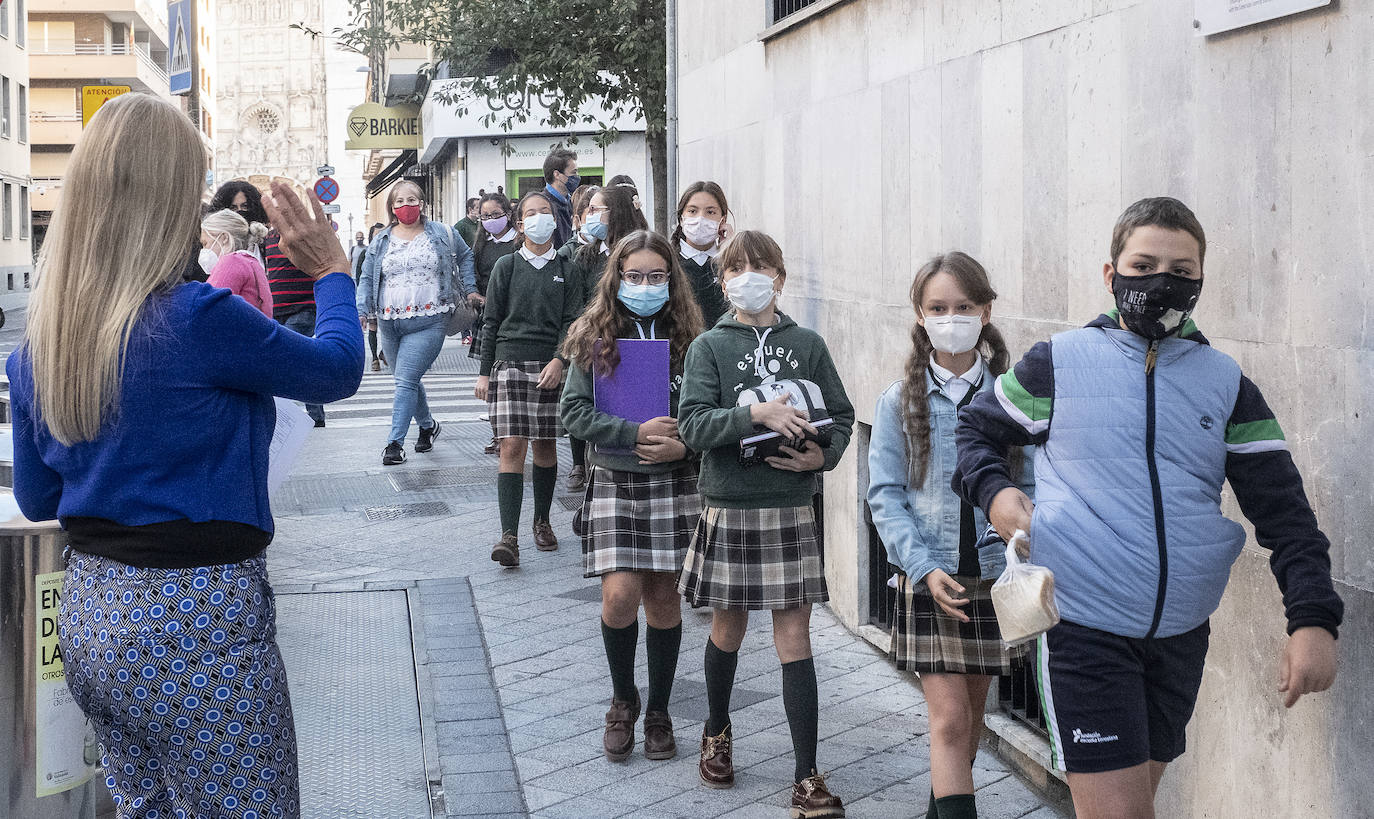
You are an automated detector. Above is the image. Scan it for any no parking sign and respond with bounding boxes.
[313,177,339,204]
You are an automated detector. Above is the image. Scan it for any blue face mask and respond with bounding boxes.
[564,172,581,193]
[617,281,669,317]
[582,212,609,241]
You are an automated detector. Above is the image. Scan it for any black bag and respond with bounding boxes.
[735,379,834,467]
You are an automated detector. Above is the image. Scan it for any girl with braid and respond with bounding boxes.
[866,252,1031,819]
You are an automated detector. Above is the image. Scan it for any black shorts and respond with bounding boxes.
[1036,619,1210,773]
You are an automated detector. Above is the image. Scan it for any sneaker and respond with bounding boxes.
[416,420,441,453]
[566,464,587,491]
[371,358,381,372]
[484,437,499,455]
[490,533,519,567]
[382,441,406,465]
[533,519,558,551]
[790,771,845,818]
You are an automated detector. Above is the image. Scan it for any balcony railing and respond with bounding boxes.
[30,42,171,88]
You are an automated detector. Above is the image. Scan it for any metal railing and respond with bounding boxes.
[999,645,1048,737]
[771,0,821,24]
[865,507,899,633]
[30,42,170,87]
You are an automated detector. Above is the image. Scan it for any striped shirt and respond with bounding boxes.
[265,231,315,319]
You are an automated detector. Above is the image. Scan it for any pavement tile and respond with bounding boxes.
[444,789,527,817]
[440,769,520,795]
[442,750,517,774]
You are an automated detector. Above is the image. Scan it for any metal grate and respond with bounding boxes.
[363,501,452,521]
[865,504,900,633]
[772,0,821,24]
[999,647,1049,738]
[557,494,582,512]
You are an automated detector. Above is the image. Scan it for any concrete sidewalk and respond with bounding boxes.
[267,340,1069,818]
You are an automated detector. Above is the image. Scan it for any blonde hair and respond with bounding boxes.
[25,93,206,445]
[202,208,268,252]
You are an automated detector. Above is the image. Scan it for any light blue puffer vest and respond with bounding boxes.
[1030,327,1246,638]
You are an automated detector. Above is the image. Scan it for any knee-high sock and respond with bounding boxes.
[645,623,682,713]
[703,638,738,736]
[532,464,557,521]
[601,620,639,704]
[497,472,523,536]
[570,436,587,467]
[782,657,819,782]
[368,328,379,359]
[933,794,978,819]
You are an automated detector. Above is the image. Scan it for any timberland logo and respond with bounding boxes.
[1200,415,1214,430]
[1072,729,1119,744]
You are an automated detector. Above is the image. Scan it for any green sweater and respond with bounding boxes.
[677,252,730,329]
[678,312,854,509]
[454,217,478,249]
[479,251,581,376]
[473,235,519,295]
[559,311,691,474]
[568,242,610,308]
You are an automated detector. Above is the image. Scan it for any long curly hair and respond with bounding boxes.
[563,230,704,377]
[901,251,1011,486]
[575,186,647,268]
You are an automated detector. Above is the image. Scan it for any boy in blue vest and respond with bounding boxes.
[953,197,1341,819]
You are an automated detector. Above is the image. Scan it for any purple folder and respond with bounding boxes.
[593,339,670,455]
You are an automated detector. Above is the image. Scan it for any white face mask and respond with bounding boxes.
[923,313,983,354]
[198,247,219,274]
[725,271,778,314]
[681,216,719,247]
[523,212,557,245]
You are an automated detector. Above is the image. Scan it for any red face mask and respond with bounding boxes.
[395,204,422,225]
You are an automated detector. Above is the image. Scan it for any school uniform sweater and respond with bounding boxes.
[568,242,610,308]
[473,233,519,296]
[478,251,581,376]
[678,312,854,509]
[953,311,1343,639]
[677,251,730,328]
[560,310,692,475]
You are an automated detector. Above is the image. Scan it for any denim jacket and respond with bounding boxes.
[356,220,476,317]
[868,371,1033,583]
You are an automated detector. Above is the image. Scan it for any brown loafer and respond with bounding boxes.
[533,519,558,551]
[603,697,640,762]
[643,711,676,760]
[490,533,519,567]
[698,726,734,789]
[790,771,845,818]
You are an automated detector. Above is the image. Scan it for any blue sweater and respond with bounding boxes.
[8,273,364,535]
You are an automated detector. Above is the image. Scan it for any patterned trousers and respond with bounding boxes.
[59,550,300,819]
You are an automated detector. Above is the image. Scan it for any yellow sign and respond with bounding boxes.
[35,571,98,797]
[344,102,421,151]
[81,85,132,127]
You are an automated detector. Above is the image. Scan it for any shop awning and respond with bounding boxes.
[365,150,418,198]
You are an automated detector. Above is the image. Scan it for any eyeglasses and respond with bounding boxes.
[621,270,669,286]
[394,197,422,206]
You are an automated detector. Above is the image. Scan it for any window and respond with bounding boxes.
[1,78,10,140]
[3,184,13,240]
[17,84,25,143]
[770,0,821,24]
[19,185,28,239]
[15,0,23,47]
[0,0,8,40]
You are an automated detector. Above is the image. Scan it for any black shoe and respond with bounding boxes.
[382,441,406,465]
[416,420,441,453]
[313,419,326,428]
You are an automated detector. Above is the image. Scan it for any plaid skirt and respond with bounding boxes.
[489,360,563,440]
[677,504,828,610]
[578,464,702,578]
[891,573,1025,675]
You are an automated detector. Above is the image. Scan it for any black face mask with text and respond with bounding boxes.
[1111,270,1203,341]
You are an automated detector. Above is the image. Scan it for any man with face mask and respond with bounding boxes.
[951,197,1341,818]
[542,147,579,247]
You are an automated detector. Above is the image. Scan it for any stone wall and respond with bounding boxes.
[675,0,1373,814]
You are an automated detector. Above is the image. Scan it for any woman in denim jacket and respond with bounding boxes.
[358,181,477,465]
[867,252,1031,819]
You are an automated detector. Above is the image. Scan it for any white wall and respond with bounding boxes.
[676,0,1373,814]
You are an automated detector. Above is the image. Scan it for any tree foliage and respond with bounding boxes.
[340,0,669,223]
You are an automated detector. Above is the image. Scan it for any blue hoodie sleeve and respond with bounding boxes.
[953,340,1053,513]
[198,272,365,404]
[6,352,62,522]
[1224,375,1343,638]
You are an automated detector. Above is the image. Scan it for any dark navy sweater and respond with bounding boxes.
[8,273,364,539]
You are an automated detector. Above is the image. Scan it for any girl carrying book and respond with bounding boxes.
[677,230,854,819]
[561,229,705,764]
[476,190,581,566]
[867,251,1030,819]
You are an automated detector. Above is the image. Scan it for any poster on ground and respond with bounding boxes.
[34,570,98,798]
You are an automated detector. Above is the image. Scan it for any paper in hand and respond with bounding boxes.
[268,397,312,495]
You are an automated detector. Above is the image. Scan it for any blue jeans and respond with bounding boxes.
[379,312,447,444]
[279,308,325,423]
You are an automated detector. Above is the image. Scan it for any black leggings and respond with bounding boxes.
[369,328,379,360]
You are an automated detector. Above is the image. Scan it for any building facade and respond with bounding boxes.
[0,0,31,291]
[27,0,172,247]
[674,0,1372,814]
[214,0,329,191]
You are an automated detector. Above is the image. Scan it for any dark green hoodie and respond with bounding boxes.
[559,310,691,475]
[678,312,854,509]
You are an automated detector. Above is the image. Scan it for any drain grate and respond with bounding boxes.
[557,494,582,512]
[363,501,452,521]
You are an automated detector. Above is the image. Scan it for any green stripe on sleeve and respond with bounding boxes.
[1225,418,1285,445]
[999,370,1052,423]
